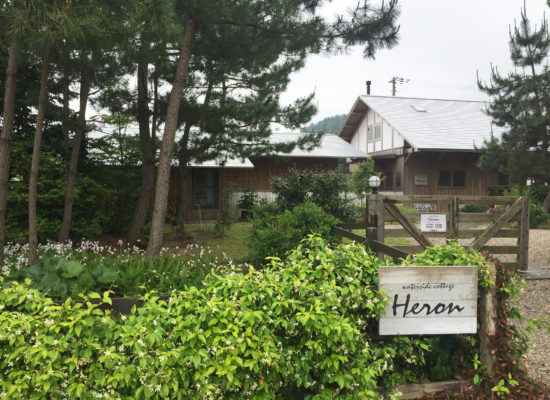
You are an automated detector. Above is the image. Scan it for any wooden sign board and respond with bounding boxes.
[414,175,428,185]
[379,266,477,335]
[421,214,447,232]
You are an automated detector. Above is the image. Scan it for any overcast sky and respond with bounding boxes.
[281,0,549,124]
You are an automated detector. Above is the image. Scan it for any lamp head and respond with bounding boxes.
[368,175,381,194]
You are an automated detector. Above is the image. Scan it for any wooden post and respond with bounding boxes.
[367,193,385,257]
[448,196,459,240]
[479,263,497,377]
[517,196,530,271]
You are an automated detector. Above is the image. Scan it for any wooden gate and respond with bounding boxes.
[334,194,529,270]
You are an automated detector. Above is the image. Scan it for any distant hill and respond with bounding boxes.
[304,114,346,134]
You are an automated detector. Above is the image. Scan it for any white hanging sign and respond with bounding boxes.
[379,266,478,335]
[421,213,446,232]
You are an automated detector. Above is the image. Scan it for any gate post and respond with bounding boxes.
[517,196,530,271]
[448,196,459,240]
[367,193,385,257]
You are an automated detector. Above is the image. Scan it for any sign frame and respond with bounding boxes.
[420,213,447,232]
[378,266,478,336]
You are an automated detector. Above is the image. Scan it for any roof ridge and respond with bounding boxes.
[359,95,489,104]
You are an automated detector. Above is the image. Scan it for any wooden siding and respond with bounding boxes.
[402,152,499,196]
[169,157,339,221]
[220,157,338,192]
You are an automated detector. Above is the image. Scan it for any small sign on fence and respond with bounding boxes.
[420,213,446,232]
[379,266,478,335]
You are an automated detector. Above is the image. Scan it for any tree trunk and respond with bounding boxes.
[151,76,158,142]
[61,55,71,144]
[176,123,191,231]
[58,57,91,242]
[0,38,19,266]
[128,54,156,243]
[543,189,550,212]
[28,47,51,265]
[146,18,196,257]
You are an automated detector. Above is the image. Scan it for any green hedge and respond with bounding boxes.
[2,236,444,399]
[246,201,340,265]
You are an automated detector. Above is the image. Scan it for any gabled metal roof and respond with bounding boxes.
[339,95,505,151]
[269,132,368,158]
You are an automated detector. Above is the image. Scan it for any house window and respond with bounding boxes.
[374,125,381,140]
[367,127,373,141]
[384,171,394,189]
[453,171,466,187]
[192,168,219,209]
[498,172,509,186]
[438,170,451,187]
[438,170,466,188]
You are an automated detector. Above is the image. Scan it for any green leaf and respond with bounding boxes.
[61,261,84,278]
[96,267,118,284]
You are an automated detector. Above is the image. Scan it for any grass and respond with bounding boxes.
[181,222,251,262]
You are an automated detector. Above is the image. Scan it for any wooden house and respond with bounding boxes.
[170,132,368,221]
[338,96,507,196]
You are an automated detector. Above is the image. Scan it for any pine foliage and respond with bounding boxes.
[478,4,550,185]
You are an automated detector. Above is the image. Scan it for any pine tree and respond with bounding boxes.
[146,0,401,256]
[478,3,550,210]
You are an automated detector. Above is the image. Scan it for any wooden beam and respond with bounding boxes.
[332,226,409,260]
[469,197,524,251]
[369,239,410,259]
[392,245,424,254]
[479,245,520,254]
[385,201,433,248]
[384,228,519,238]
[336,222,370,229]
[333,226,368,244]
[383,194,518,205]
[458,195,518,205]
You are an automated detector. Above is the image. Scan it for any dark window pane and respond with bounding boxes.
[367,127,373,140]
[385,171,393,189]
[192,168,219,209]
[438,170,451,187]
[498,172,509,186]
[375,125,381,139]
[453,170,466,187]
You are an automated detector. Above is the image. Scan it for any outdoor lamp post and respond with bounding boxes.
[368,175,381,195]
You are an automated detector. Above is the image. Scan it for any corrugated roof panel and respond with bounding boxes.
[351,96,505,151]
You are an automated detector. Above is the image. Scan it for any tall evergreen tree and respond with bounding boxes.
[478,3,550,210]
[146,0,401,256]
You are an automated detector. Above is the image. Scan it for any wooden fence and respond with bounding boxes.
[335,194,529,270]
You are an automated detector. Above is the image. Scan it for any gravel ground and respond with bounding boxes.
[518,229,550,386]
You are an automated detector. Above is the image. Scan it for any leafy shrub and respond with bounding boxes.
[6,140,141,242]
[0,236,435,399]
[461,204,491,213]
[2,240,231,298]
[530,203,550,228]
[246,201,339,265]
[526,184,550,205]
[402,240,493,288]
[237,188,257,211]
[488,185,507,197]
[6,256,117,299]
[272,169,355,222]
[213,189,235,237]
[350,158,376,202]
[4,237,535,398]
